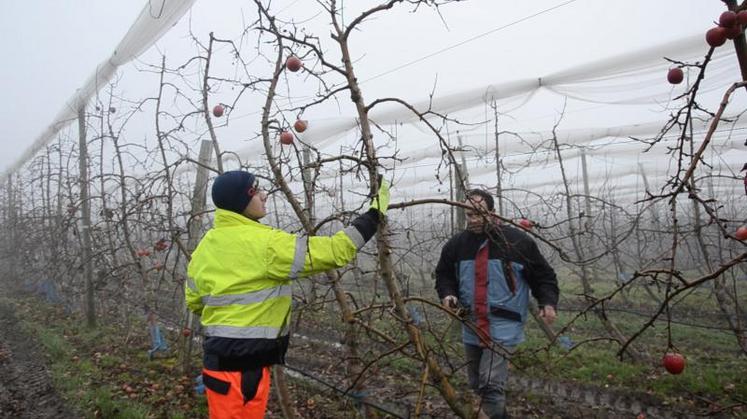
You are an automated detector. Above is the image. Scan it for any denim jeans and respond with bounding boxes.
[465,343,511,419]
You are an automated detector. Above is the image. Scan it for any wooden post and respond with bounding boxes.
[56,137,64,244]
[449,159,455,235]
[339,156,345,211]
[202,33,224,174]
[447,131,455,234]
[608,197,623,281]
[638,163,662,232]
[302,146,315,225]
[180,139,213,374]
[580,149,598,281]
[455,132,469,231]
[78,107,96,328]
[187,141,212,258]
[638,163,664,263]
[553,135,644,361]
[580,149,593,230]
[633,166,662,304]
[7,174,16,284]
[492,101,504,216]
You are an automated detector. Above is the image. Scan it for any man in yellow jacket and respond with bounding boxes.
[186,170,389,418]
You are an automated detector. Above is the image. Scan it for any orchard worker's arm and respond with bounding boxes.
[523,236,559,325]
[266,180,390,280]
[435,237,460,309]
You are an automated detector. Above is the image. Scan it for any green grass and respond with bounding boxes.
[294,273,747,414]
[10,298,208,419]
[12,267,745,418]
[91,387,152,419]
[24,320,157,418]
[515,294,747,412]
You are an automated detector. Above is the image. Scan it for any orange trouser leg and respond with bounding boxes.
[203,367,271,419]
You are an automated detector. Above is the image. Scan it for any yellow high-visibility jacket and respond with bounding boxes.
[186,209,369,365]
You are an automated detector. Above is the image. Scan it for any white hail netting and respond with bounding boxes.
[8,1,746,215]
[1,0,196,179]
[224,34,747,209]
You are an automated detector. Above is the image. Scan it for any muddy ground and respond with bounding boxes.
[0,301,77,419]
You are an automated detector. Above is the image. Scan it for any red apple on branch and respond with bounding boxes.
[182,328,191,337]
[212,105,224,118]
[719,11,737,28]
[286,56,302,72]
[736,226,747,241]
[294,119,308,133]
[724,25,743,40]
[662,352,685,374]
[518,219,533,230]
[280,131,294,145]
[706,27,728,47]
[667,68,684,84]
[154,239,168,252]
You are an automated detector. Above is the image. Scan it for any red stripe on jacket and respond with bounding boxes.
[473,241,491,346]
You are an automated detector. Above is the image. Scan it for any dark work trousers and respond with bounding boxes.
[465,343,512,419]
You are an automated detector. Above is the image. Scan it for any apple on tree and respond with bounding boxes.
[719,11,737,28]
[738,11,747,25]
[706,27,728,47]
[662,352,685,374]
[280,131,294,145]
[667,68,684,85]
[294,119,308,133]
[735,226,747,241]
[212,105,224,118]
[518,218,533,230]
[724,24,743,40]
[286,56,302,72]
[154,239,168,252]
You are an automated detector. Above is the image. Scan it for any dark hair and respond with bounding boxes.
[465,189,495,211]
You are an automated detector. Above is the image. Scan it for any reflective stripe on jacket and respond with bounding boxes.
[186,208,365,340]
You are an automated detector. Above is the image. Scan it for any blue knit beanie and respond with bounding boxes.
[211,171,256,214]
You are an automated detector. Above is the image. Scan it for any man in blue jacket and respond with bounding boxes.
[435,189,558,419]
